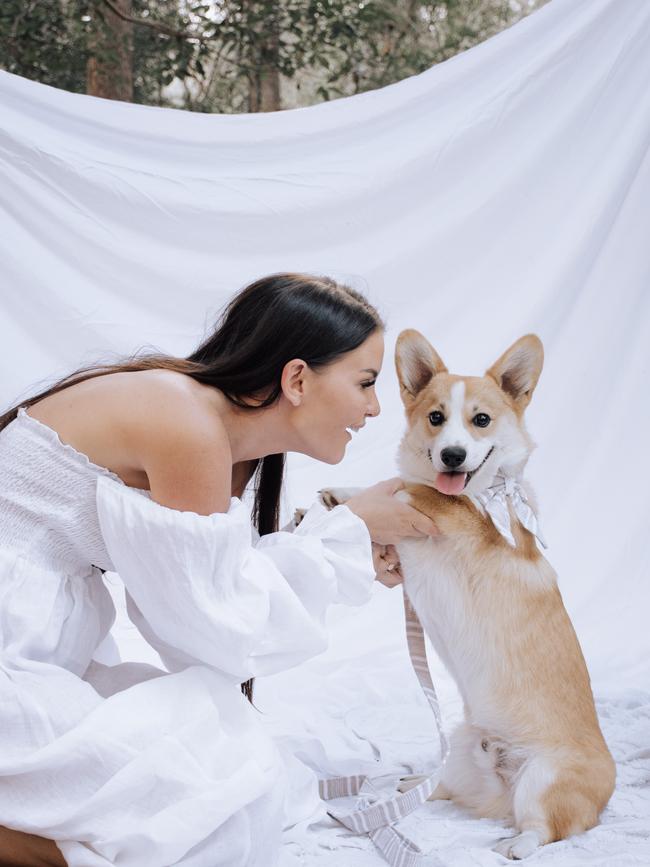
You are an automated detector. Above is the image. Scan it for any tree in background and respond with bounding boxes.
[86,0,133,100]
[0,0,546,112]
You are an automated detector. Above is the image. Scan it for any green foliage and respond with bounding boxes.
[0,0,546,112]
[0,0,89,94]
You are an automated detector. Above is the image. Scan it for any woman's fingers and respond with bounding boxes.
[407,509,439,538]
[391,502,438,539]
[380,566,403,588]
[371,542,386,574]
[344,479,438,545]
[372,543,403,587]
[382,480,437,538]
[383,544,400,565]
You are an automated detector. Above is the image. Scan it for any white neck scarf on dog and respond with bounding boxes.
[475,473,547,549]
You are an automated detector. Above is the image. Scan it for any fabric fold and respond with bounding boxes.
[96,475,375,681]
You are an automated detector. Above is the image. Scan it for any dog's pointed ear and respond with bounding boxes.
[395,330,448,405]
[486,334,544,411]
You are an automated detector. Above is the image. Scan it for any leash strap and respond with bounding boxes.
[318,592,449,866]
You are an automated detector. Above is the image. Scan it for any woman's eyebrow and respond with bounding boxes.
[361,368,379,377]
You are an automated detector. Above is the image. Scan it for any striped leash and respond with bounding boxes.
[318,591,450,866]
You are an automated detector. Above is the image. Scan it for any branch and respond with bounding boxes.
[99,0,207,43]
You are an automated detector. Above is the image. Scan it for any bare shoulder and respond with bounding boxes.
[123,369,226,440]
[30,369,232,515]
[122,371,233,515]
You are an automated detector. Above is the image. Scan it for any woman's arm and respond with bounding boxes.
[96,476,375,680]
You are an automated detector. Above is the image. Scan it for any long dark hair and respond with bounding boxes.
[0,273,384,702]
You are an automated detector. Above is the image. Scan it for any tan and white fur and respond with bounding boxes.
[324,331,615,860]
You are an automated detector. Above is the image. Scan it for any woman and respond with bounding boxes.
[0,273,436,867]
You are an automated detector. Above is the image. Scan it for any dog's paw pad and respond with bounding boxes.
[318,489,342,509]
[493,831,539,860]
[318,487,362,509]
[293,508,307,526]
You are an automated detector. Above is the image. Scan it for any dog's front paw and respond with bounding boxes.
[318,487,362,509]
[293,508,307,527]
[493,831,540,860]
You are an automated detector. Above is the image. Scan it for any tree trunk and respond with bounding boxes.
[249,66,280,112]
[247,9,281,112]
[87,0,133,102]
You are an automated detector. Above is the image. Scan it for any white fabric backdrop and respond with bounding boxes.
[1,0,649,863]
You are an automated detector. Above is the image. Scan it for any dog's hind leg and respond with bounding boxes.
[494,751,613,859]
[494,754,600,860]
[493,755,558,859]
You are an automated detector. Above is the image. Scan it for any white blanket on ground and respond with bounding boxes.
[1,0,649,862]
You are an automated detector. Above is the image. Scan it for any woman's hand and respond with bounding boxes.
[372,543,403,588]
[345,478,438,545]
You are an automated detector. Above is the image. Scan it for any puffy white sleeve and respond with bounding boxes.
[96,476,375,681]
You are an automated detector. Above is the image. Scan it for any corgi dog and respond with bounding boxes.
[322,331,615,860]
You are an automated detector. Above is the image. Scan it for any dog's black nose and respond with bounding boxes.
[441,446,466,468]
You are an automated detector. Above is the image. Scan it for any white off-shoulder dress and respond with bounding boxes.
[0,407,375,866]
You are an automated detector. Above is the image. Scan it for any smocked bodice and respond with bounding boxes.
[0,408,131,576]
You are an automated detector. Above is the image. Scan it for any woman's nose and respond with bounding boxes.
[367,394,381,417]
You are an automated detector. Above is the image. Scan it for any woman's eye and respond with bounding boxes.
[428,411,444,426]
[361,380,376,389]
[473,413,491,428]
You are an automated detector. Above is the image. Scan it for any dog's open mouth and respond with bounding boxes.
[429,446,495,496]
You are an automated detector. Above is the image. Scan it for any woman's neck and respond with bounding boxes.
[206,386,295,464]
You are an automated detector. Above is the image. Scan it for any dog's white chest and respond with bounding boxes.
[398,537,466,614]
[397,535,499,716]
[398,539,473,669]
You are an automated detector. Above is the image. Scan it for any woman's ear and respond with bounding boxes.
[280,359,308,407]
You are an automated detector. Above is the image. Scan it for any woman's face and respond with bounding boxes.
[290,330,384,464]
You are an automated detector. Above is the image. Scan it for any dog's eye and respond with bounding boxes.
[428,411,445,426]
[473,413,491,428]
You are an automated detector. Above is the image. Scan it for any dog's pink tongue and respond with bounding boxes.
[435,472,467,496]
